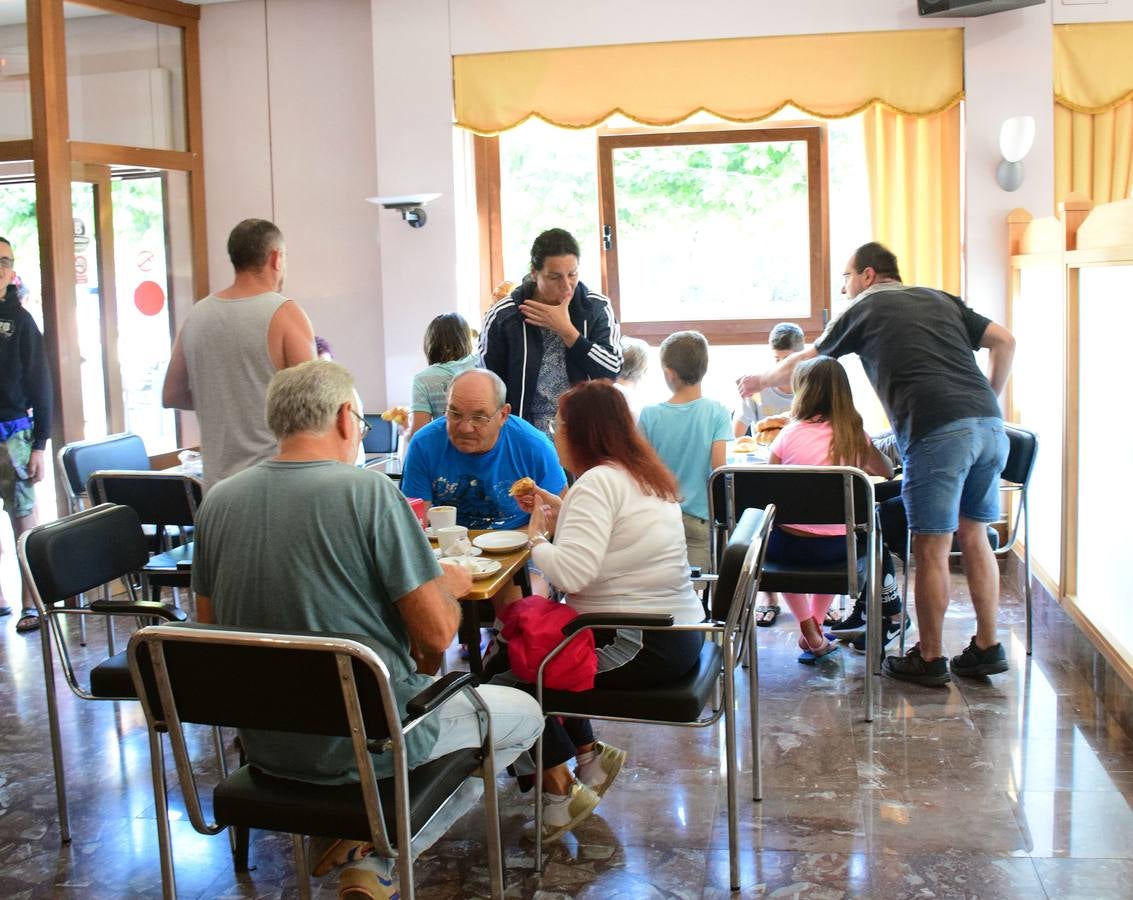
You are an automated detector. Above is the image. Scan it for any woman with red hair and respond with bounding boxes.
[505,379,704,843]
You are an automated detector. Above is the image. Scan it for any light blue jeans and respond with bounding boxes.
[352,684,542,880]
[902,417,1009,534]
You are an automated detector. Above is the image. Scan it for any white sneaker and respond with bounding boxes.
[575,742,627,799]
[539,779,600,843]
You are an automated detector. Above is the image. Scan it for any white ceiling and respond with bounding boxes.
[0,0,241,28]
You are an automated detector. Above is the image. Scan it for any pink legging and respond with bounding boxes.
[780,592,836,631]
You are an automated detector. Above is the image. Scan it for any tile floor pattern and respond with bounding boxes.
[2,568,1133,898]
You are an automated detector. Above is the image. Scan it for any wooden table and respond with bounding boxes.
[436,529,531,674]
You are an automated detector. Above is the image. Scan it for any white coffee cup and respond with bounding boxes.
[428,505,457,530]
[437,525,469,554]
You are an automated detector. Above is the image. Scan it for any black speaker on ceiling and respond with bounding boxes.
[918,0,1044,17]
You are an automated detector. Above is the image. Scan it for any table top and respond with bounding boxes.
[432,529,531,602]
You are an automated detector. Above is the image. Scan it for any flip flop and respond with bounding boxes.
[16,611,40,633]
[0,605,12,617]
[798,639,841,665]
[755,605,780,627]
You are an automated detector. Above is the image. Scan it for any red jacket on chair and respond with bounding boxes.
[497,595,596,691]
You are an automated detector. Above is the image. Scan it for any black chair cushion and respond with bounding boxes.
[759,559,855,595]
[90,650,138,698]
[541,641,722,723]
[213,747,483,843]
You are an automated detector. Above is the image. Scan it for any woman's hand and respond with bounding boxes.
[519,298,580,346]
[521,487,562,533]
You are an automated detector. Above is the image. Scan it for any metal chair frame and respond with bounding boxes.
[533,506,774,891]
[708,465,881,721]
[16,503,189,843]
[128,625,505,900]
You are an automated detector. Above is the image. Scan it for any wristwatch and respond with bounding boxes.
[528,532,549,548]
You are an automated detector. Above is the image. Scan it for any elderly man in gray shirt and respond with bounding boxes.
[193,360,542,898]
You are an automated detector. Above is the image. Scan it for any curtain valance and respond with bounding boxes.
[1055,22,1133,114]
[453,29,964,135]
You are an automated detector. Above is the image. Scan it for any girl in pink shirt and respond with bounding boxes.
[768,356,893,661]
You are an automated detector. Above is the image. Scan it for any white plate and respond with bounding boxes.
[472,530,529,553]
[471,558,502,579]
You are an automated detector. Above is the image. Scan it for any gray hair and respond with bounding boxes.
[450,367,507,409]
[618,337,649,383]
[266,360,356,439]
[769,322,805,352]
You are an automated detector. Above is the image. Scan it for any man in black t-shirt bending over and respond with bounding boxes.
[737,242,1016,686]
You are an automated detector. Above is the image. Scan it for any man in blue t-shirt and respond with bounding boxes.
[401,368,567,530]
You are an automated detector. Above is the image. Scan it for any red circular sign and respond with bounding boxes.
[134,280,165,316]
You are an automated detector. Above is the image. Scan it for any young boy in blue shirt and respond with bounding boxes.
[639,331,732,571]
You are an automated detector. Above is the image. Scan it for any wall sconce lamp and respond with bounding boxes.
[996,116,1035,192]
[366,193,442,229]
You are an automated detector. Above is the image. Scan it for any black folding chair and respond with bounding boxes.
[54,433,152,645]
[16,503,188,843]
[363,414,400,455]
[56,432,151,515]
[709,465,881,721]
[897,424,1039,654]
[533,506,774,891]
[88,470,203,605]
[128,624,506,900]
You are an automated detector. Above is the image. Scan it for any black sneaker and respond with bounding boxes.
[848,616,910,654]
[882,643,950,686]
[949,636,1008,677]
[829,604,866,636]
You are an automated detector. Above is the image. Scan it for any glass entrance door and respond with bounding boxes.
[70,167,178,451]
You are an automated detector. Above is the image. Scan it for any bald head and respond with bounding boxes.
[446,368,509,455]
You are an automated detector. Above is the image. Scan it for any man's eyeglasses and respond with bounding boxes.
[0,257,14,270]
[351,409,372,438]
[446,407,499,428]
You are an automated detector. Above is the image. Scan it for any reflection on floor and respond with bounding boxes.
[2,564,1132,899]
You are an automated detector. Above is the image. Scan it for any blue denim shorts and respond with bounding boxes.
[901,417,1009,535]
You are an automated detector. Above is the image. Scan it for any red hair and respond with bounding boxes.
[558,381,679,502]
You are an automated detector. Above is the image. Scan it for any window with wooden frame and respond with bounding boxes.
[474,122,830,345]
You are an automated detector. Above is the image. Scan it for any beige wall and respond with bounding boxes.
[199,0,385,408]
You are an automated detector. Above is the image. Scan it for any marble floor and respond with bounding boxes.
[2,547,1132,898]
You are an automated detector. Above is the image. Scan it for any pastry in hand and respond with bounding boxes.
[380,406,409,427]
[509,476,537,498]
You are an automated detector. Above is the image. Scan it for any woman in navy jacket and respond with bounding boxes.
[478,228,622,435]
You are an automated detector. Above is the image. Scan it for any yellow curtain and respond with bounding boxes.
[454,29,963,135]
[862,104,962,294]
[1054,23,1133,204]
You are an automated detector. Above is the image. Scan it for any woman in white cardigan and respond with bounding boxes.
[507,379,705,843]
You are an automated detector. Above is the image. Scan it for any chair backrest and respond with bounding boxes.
[362,415,399,455]
[1002,424,1038,487]
[710,506,774,622]
[710,465,874,531]
[57,433,150,502]
[19,503,150,606]
[129,623,398,741]
[87,470,203,529]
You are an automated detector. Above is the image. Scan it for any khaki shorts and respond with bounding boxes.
[682,512,710,571]
[0,426,36,519]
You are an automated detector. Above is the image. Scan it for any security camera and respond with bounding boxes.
[366,193,442,229]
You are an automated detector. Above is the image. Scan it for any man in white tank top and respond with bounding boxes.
[162,219,315,491]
